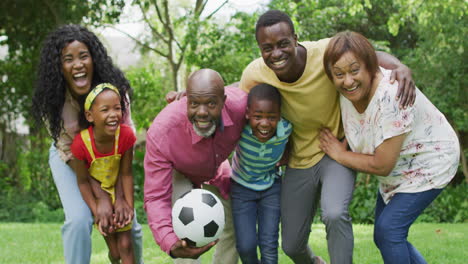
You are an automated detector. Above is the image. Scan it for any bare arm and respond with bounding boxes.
[114,147,135,227]
[376,51,415,108]
[68,159,98,215]
[319,128,407,176]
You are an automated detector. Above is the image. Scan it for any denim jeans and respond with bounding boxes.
[374,188,443,264]
[231,178,281,264]
[49,144,144,264]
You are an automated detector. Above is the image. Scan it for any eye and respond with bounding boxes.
[208,101,216,108]
[279,41,290,48]
[351,68,360,74]
[333,72,343,78]
[262,46,272,52]
[190,101,198,107]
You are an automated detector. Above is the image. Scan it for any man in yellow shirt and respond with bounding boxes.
[239,10,415,264]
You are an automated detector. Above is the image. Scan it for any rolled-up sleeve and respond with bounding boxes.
[143,131,178,254]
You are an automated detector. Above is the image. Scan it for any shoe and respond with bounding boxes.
[313,256,327,264]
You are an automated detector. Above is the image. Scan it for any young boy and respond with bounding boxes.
[230,83,292,264]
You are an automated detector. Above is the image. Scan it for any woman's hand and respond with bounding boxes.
[319,128,348,163]
[113,197,134,228]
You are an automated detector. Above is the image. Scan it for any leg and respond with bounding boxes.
[319,155,355,264]
[373,189,443,264]
[204,183,239,264]
[258,179,281,264]
[118,230,135,264]
[231,180,259,264]
[104,233,121,264]
[49,144,93,264]
[281,166,321,264]
[172,170,201,264]
[131,211,144,264]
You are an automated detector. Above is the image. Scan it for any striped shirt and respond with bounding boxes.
[231,118,292,191]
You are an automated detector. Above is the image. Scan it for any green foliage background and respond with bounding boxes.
[0,0,466,224]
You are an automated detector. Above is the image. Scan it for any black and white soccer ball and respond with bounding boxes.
[171,188,225,247]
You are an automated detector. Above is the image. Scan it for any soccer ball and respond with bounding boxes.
[171,188,225,247]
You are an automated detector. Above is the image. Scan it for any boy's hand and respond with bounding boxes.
[170,239,217,259]
[114,198,134,228]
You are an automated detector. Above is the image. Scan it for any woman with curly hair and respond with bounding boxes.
[32,24,143,264]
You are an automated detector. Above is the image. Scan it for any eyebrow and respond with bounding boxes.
[333,61,359,69]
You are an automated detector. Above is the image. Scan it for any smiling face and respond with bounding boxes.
[256,22,299,81]
[186,70,226,138]
[85,89,122,139]
[331,52,375,112]
[61,40,94,99]
[246,99,281,142]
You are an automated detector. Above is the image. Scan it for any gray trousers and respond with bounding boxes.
[281,155,356,264]
[172,170,239,264]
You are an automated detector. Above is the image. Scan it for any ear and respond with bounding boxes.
[294,34,298,46]
[245,106,250,120]
[222,94,227,104]
[85,110,94,123]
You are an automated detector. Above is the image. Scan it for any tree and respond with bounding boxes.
[111,0,228,91]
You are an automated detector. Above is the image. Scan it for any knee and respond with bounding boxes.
[118,234,133,254]
[373,221,389,248]
[64,212,93,232]
[321,208,350,226]
[236,240,257,257]
[282,239,304,259]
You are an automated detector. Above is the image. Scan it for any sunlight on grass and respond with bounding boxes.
[0,222,466,263]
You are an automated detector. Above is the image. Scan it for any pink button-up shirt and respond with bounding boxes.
[144,86,247,254]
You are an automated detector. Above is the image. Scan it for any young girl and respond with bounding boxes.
[71,83,136,264]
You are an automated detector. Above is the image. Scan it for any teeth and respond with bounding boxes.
[74,73,85,78]
[272,60,285,66]
[345,85,358,92]
[198,121,209,125]
[260,130,269,134]
[107,122,117,126]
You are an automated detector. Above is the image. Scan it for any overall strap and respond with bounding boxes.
[114,125,120,155]
[80,128,95,160]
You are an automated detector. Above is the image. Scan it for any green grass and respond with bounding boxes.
[0,223,466,263]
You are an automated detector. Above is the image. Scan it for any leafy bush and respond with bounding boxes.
[350,173,467,224]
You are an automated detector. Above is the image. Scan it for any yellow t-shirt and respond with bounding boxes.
[239,38,343,169]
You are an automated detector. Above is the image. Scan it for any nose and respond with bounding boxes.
[271,48,282,59]
[344,73,354,87]
[196,105,208,118]
[73,59,84,69]
[259,118,269,127]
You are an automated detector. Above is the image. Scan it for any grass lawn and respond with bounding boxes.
[0,222,466,263]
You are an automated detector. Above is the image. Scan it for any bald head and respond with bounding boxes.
[187,68,225,96]
[186,69,227,137]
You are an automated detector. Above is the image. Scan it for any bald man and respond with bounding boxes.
[144,69,246,263]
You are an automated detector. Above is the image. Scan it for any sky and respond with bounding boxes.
[101,0,270,38]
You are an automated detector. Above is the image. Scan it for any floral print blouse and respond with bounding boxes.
[340,68,459,204]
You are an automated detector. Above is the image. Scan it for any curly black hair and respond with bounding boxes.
[32,24,132,143]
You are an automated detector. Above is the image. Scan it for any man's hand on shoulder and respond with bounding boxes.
[165,90,186,103]
[169,239,217,259]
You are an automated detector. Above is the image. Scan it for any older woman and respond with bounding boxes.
[319,31,459,264]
